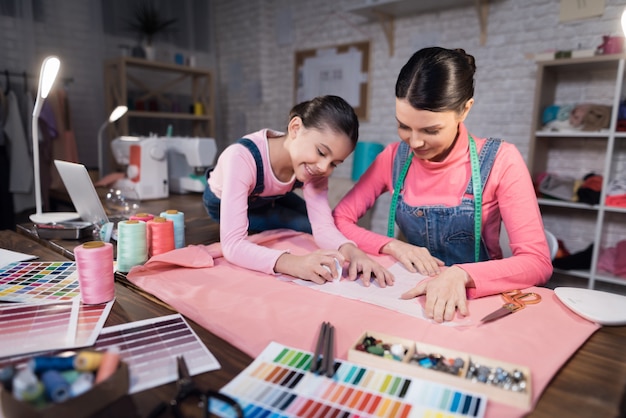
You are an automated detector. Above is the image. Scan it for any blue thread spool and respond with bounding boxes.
[160,210,185,248]
[351,142,384,181]
[30,355,76,373]
[41,369,71,403]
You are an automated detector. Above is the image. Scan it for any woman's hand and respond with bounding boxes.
[339,243,395,287]
[381,239,444,276]
[400,266,472,323]
[274,250,345,284]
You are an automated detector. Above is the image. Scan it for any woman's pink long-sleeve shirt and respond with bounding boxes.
[208,129,351,274]
[333,124,552,298]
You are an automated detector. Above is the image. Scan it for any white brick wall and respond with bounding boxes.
[2,0,624,247]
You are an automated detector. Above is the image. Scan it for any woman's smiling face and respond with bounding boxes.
[395,98,472,162]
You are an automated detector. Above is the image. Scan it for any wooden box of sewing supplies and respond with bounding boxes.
[348,330,532,410]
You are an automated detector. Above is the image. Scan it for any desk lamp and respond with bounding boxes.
[98,105,128,179]
[29,56,79,224]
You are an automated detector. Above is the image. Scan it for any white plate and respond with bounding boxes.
[554,287,626,326]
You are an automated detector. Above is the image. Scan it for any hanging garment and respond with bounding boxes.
[4,90,34,213]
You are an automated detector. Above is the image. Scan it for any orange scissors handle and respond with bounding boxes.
[502,290,541,311]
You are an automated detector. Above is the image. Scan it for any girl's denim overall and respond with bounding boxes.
[203,138,311,233]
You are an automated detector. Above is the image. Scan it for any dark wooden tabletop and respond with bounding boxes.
[0,229,251,417]
[6,189,626,417]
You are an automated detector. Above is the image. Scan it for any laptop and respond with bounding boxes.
[53,160,111,226]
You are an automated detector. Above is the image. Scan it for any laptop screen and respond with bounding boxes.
[53,160,109,226]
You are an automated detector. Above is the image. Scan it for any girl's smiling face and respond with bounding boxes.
[289,117,354,181]
[395,98,473,162]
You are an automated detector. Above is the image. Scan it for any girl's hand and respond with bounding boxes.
[275,250,345,284]
[400,266,471,323]
[381,239,444,276]
[339,243,394,287]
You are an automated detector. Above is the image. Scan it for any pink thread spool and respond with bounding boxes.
[147,217,175,257]
[130,212,155,222]
[74,241,115,304]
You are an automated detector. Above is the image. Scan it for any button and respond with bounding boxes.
[417,210,424,216]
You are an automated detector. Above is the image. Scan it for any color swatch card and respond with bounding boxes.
[0,261,80,303]
[93,314,221,394]
[0,248,36,269]
[212,341,487,418]
[0,299,113,358]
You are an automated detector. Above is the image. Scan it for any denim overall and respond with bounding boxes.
[392,137,502,265]
[203,138,311,233]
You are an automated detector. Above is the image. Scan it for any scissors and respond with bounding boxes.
[480,290,542,323]
[148,356,243,418]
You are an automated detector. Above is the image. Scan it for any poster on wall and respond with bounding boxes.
[295,41,370,120]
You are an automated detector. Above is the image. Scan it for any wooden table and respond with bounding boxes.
[7,191,626,417]
[0,229,251,417]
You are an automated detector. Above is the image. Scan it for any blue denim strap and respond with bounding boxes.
[237,138,264,196]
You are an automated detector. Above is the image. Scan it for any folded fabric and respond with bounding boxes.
[126,230,599,418]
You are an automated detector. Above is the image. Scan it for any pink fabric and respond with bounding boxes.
[127,230,599,417]
[207,129,351,275]
[333,123,553,299]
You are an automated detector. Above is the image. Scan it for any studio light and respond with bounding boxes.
[98,105,128,179]
[29,56,79,224]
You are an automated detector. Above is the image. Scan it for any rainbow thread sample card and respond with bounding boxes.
[212,341,487,418]
[93,314,221,394]
[0,261,79,303]
[0,299,113,358]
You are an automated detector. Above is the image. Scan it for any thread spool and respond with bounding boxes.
[116,220,148,272]
[160,210,185,248]
[130,212,154,222]
[12,368,43,402]
[41,369,71,403]
[147,217,175,256]
[29,355,76,374]
[70,372,94,397]
[74,351,103,372]
[74,241,115,305]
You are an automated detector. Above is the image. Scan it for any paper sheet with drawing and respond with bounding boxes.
[290,262,467,326]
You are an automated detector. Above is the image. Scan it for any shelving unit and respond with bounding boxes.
[102,57,215,164]
[527,53,626,291]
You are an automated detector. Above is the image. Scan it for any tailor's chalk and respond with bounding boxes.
[0,364,15,390]
[95,346,120,384]
[74,351,103,372]
[41,369,71,403]
[30,355,76,373]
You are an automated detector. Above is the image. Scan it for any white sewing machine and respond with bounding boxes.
[111,136,217,199]
[111,136,169,200]
[161,136,217,193]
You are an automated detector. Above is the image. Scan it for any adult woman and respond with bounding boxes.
[333,47,552,322]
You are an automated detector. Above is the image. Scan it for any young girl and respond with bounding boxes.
[333,48,552,322]
[204,95,394,285]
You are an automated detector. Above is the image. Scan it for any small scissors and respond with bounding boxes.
[148,356,243,418]
[480,289,542,323]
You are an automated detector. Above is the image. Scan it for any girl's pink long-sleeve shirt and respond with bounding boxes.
[208,129,351,274]
[333,124,552,298]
